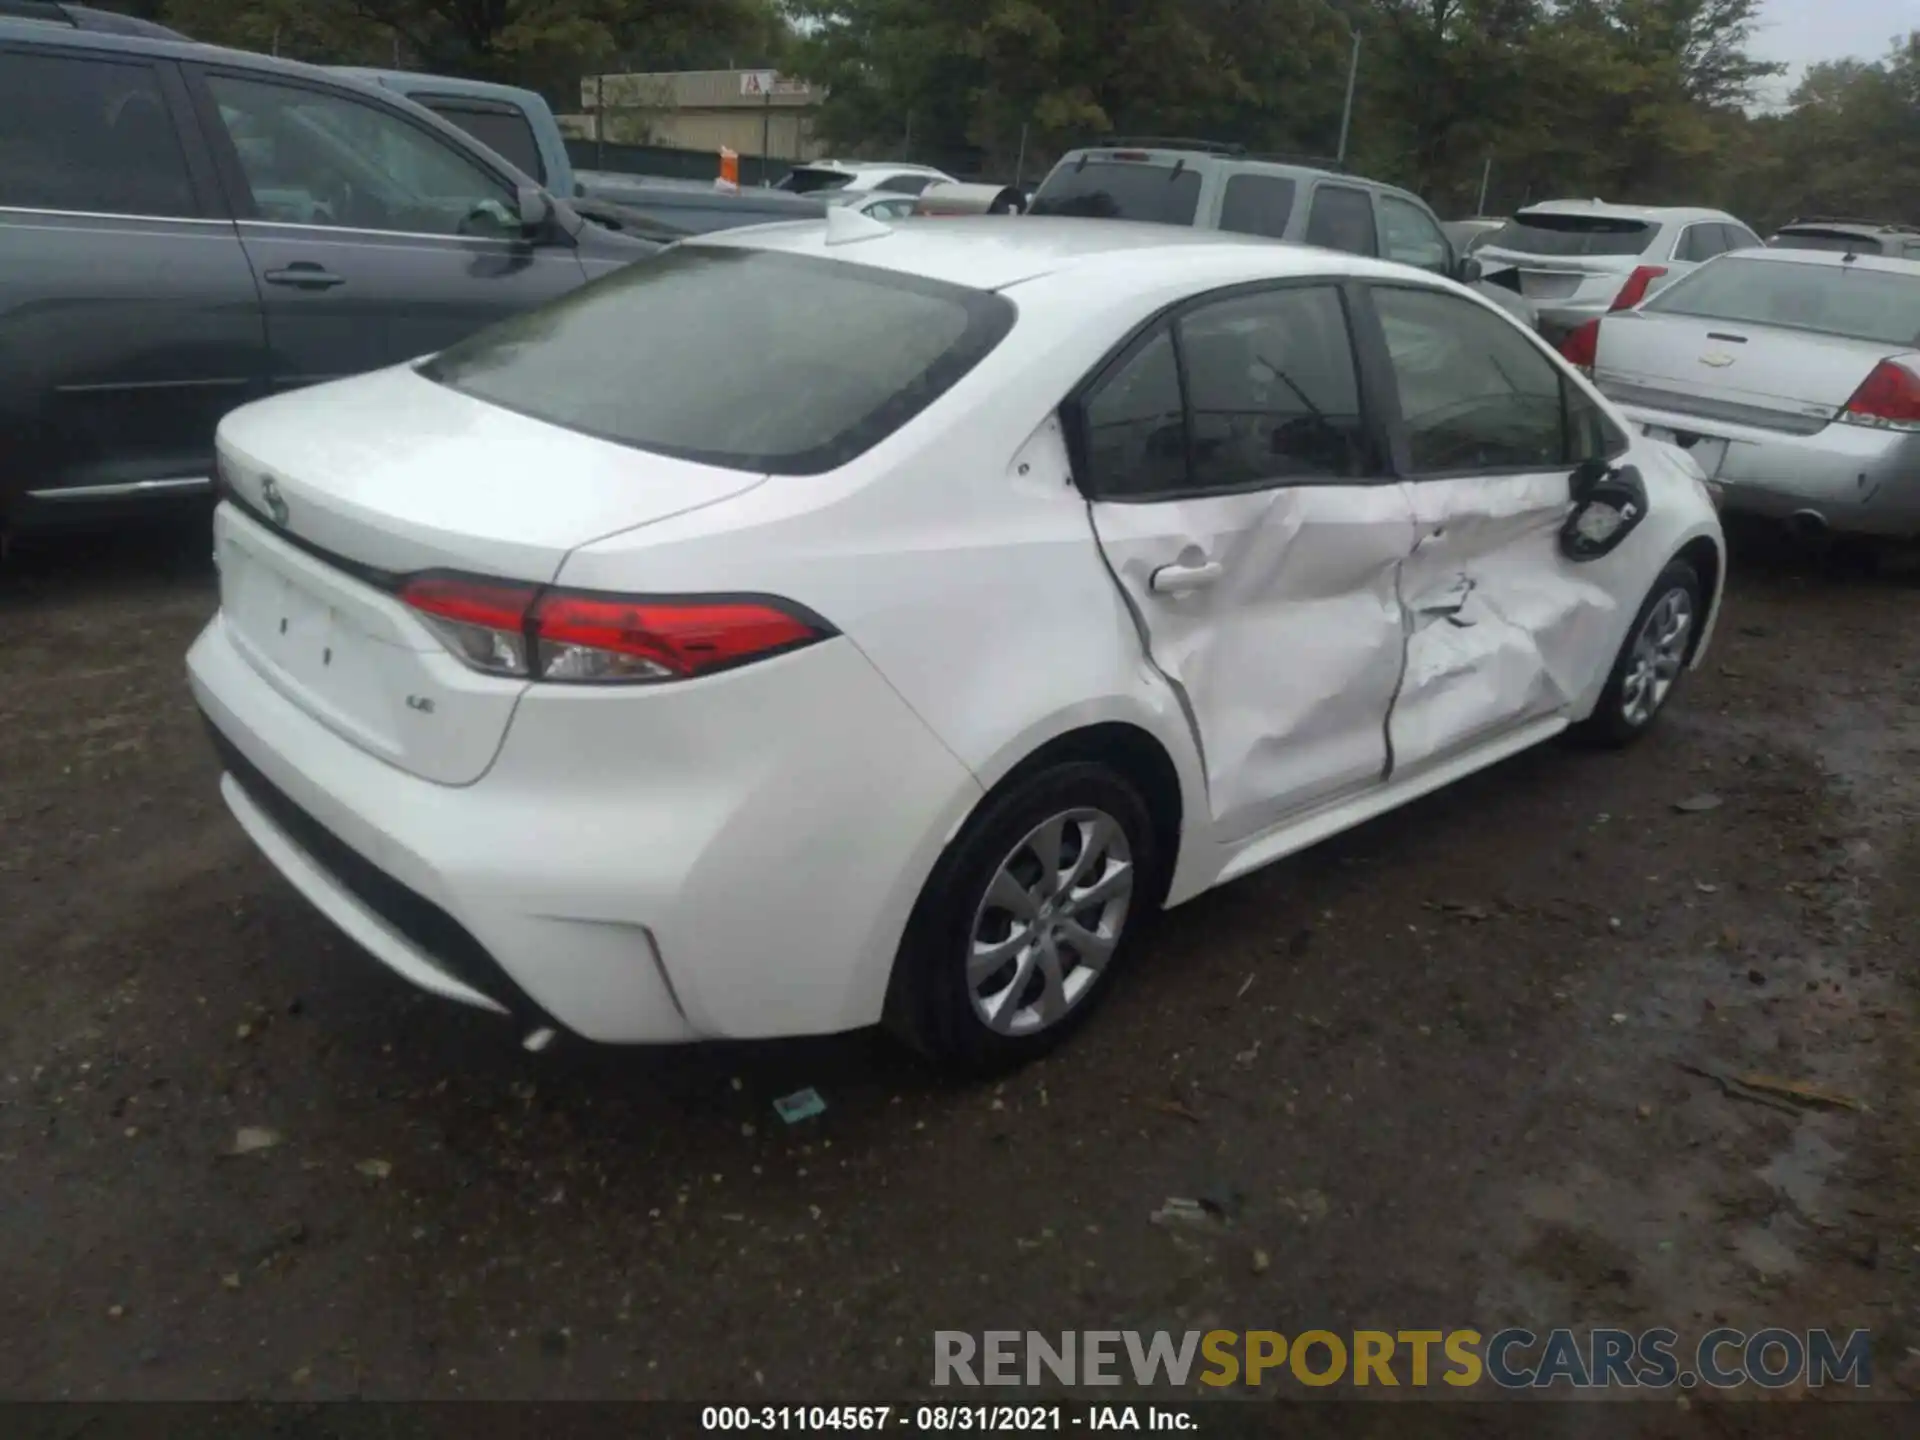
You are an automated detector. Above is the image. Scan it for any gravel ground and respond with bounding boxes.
[3,517,1919,1409]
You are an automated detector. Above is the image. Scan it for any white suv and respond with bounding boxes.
[1474,201,1762,342]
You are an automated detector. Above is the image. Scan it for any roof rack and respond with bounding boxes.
[1784,216,1920,234]
[1091,137,1246,157]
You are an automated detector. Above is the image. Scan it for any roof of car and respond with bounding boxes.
[1706,247,1920,275]
[1516,199,1734,224]
[692,214,1424,292]
[330,66,552,110]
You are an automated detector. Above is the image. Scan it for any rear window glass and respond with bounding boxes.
[1029,160,1202,225]
[420,247,1015,475]
[1645,256,1920,346]
[421,101,543,182]
[1769,229,1879,254]
[1486,213,1653,257]
[777,167,853,193]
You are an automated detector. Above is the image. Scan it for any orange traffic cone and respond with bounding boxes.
[717,146,740,191]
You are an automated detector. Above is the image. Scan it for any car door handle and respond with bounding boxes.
[262,264,345,290]
[1150,561,1223,595]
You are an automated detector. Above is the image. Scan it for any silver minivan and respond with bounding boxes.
[1027,141,1536,327]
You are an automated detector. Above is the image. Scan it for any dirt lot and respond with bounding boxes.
[3,517,1920,1408]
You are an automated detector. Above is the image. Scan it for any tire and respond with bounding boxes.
[1578,558,1703,748]
[884,761,1158,1076]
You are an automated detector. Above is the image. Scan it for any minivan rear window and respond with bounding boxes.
[1029,160,1202,226]
[1486,212,1654,257]
[420,247,1015,475]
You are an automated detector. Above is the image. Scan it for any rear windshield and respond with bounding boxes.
[1645,256,1920,346]
[1486,212,1654,257]
[1029,160,1202,225]
[1769,229,1880,254]
[777,167,854,193]
[420,247,1015,475]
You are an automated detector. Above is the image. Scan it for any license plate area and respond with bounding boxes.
[1642,424,1729,479]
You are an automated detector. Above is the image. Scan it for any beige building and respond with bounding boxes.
[569,69,827,162]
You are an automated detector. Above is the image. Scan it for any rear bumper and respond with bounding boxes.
[1612,401,1920,537]
[188,611,983,1044]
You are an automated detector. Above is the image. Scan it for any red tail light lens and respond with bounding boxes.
[400,575,832,684]
[401,575,537,677]
[1559,318,1601,371]
[1609,265,1669,311]
[532,595,827,683]
[1841,359,1920,430]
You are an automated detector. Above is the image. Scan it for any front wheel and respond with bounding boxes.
[1578,558,1702,747]
[884,762,1157,1075]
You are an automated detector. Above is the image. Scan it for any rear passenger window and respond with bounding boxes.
[1179,287,1371,485]
[1080,329,1188,498]
[1218,174,1296,240]
[1676,225,1724,262]
[0,51,196,218]
[1304,184,1377,256]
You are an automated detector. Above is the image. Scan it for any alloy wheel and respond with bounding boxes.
[1620,586,1693,728]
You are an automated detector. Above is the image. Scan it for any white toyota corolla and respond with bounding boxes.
[189,213,1725,1072]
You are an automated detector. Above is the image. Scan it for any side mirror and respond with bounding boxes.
[516,183,553,233]
[1454,254,1484,285]
[1561,462,1648,561]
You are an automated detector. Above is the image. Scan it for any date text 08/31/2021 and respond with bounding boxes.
[701,1407,1192,1432]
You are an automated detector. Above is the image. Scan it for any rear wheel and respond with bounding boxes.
[885,762,1156,1075]
[1578,558,1701,747]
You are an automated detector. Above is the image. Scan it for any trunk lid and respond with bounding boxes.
[213,364,769,785]
[1594,310,1892,433]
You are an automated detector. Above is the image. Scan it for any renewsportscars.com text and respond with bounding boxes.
[932,1327,1872,1391]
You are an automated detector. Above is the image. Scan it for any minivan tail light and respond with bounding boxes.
[1560,318,1602,372]
[1840,359,1920,430]
[1609,265,1669,311]
[399,575,832,684]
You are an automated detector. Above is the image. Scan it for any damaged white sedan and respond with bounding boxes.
[189,214,1725,1073]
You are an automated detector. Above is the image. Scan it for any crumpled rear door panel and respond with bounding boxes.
[1091,482,1416,845]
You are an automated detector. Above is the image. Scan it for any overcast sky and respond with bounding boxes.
[1750,0,1920,105]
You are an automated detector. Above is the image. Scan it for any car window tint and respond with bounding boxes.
[1720,224,1761,252]
[423,247,1014,476]
[420,100,543,182]
[1645,254,1920,346]
[1179,287,1371,486]
[206,74,515,237]
[874,174,933,196]
[1218,174,1296,239]
[1677,224,1725,262]
[1373,285,1566,472]
[1304,184,1377,255]
[1487,213,1653,257]
[1029,160,1202,224]
[1379,195,1451,273]
[0,51,195,217]
[1082,328,1187,498]
[1770,229,1868,253]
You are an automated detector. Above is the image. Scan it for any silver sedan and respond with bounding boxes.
[1566,247,1920,538]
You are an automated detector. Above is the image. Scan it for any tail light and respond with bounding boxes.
[1559,318,1601,372]
[1608,265,1668,311]
[400,574,833,684]
[1840,359,1920,430]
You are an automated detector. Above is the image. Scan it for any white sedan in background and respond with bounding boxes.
[189,216,1724,1073]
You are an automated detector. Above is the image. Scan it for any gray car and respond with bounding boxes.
[1027,141,1538,328]
[1577,247,1920,538]
[0,20,658,535]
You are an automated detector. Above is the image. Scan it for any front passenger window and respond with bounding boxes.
[206,74,517,237]
[1373,285,1568,472]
